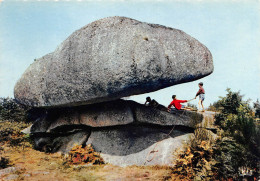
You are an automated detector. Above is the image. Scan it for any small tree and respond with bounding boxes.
[254,99,260,118]
[0,97,29,122]
[214,89,260,179]
[207,100,224,112]
[187,102,197,110]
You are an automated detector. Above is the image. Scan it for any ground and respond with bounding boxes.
[1,145,173,180]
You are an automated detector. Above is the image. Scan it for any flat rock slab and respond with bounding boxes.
[2,174,19,181]
[14,16,213,107]
[86,125,192,166]
[0,167,19,177]
[133,101,202,127]
[29,100,202,133]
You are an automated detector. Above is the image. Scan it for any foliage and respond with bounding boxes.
[0,97,29,122]
[172,88,259,180]
[172,141,218,180]
[254,99,260,119]
[172,115,217,180]
[66,144,105,165]
[0,121,32,148]
[207,102,222,112]
[213,88,260,179]
[213,137,245,179]
[187,103,197,110]
[0,156,12,169]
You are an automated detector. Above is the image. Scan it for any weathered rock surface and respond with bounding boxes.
[86,125,192,166]
[133,101,202,127]
[0,167,20,177]
[14,16,213,107]
[32,130,90,153]
[28,99,202,159]
[29,100,202,133]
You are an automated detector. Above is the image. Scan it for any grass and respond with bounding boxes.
[1,145,172,180]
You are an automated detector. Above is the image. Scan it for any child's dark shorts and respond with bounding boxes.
[199,94,205,101]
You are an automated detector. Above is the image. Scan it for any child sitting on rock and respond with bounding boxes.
[168,95,193,112]
[145,97,159,107]
[145,97,168,111]
[168,95,187,111]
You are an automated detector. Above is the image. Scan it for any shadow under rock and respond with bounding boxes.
[86,124,193,156]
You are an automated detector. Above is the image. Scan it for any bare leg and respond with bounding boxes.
[198,100,202,111]
[182,107,192,111]
[201,100,205,112]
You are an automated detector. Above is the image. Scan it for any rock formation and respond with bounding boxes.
[14,16,213,108]
[30,100,202,165]
[14,16,213,166]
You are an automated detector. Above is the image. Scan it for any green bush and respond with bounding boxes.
[171,89,259,180]
[214,89,260,179]
[0,97,30,122]
[254,99,260,118]
[207,100,224,112]
[213,137,245,179]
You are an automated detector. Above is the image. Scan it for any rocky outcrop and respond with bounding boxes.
[28,101,200,165]
[29,100,202,133]
[86,126,193,166]
[14,17,213,166]
[33,130,90,153]
[14,16,213,108]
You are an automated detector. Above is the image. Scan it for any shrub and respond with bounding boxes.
[0,97,29,122]
[172,141,218,180]
[207,101,224,112]
[66,144,105,165]
[214,89,260,179]
[172,88,260,180]
[172,117,217,180]
[254,99,260,118]
[213,137,245,179]
[0,121,32,148]
[0,157,12,169]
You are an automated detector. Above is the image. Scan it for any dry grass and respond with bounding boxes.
[170,112,219,180]
[0,144,172,181]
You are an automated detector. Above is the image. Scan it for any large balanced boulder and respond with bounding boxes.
[14,16,213,107]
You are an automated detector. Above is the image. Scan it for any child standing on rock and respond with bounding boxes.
[195,82,205,112]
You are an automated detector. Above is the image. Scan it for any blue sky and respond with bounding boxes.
[0,0,259,108]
